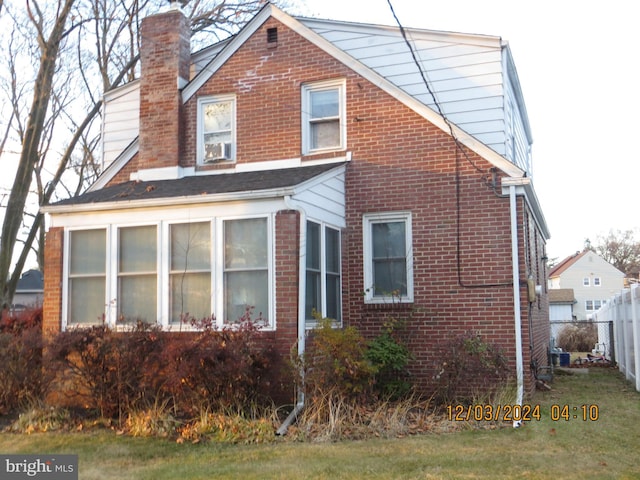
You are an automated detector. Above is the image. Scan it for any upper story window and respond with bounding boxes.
[594,277,601,286]
[583,277,590,287]
[363,212,413,304]
[302,79,346,154]
[198,95,235,164]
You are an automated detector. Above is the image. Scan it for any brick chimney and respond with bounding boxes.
[139,6,190,170]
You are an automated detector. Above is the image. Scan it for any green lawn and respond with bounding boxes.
[2,368,639,479]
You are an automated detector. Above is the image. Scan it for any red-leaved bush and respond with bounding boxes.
[0,308,50,413]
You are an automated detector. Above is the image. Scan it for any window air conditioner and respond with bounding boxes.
[204,142,231,162]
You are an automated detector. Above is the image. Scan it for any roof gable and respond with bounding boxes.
[182,4,525,178]
[549,250,625,278]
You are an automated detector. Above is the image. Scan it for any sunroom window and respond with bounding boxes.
[170,222,211,324]
[65,216,273,330]
[118,225,157,324]
[224,218,269,324]
[68,229,106,325]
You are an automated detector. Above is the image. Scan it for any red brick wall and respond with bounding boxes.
[42,227,63,336]
[56,13,549,398]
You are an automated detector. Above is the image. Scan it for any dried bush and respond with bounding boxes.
[47,321,167,420]
[557,323,598,352]
[163,317,277,414]
[432,332,511,404]
[0,308,50,413]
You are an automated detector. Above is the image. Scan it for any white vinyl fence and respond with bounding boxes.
[593,284,640,392]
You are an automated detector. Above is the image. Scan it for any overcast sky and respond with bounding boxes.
[299,0,638,262]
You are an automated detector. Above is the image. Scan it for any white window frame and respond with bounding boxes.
[301,79,346,155]
[62,226,110,330]
[163,220,214,329]
[215,214,275,328]
[594,277,601,287]
[63,215,275,331]
[305,220,342,328]
[197,94,236,165]
[363,212,413,304]
[583,277,590,287]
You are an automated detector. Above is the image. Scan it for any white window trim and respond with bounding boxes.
[363,211,413,304]
[62,226,111,331]
[305,219,342,328]
[594,277,601,287]
[215,214,275,328]
[63,215,275,332]
[301,78,346,155]
[583,277,590,287]
[197,94,236,165]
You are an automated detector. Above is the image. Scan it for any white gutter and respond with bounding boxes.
[509,184,524,428]
[40,187,297,215]
[276,195,307,435]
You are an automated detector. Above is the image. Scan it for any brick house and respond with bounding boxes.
[41,3,550,401]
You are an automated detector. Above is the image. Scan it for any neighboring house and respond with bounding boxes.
[12,269,44,311]
[41,4,550,399]
[548,288,576,343]
[548,250,625,321]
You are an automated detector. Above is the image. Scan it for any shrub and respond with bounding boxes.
[433,332,511,404]
[0,308,49,413]
[366,316,413,399]
[297,317,376,402]
[557,323,598,352]
[47,321,167,420]
[163,314,276,414]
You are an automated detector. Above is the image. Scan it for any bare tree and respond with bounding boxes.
[595,229,640,278]
[0,0,291,310]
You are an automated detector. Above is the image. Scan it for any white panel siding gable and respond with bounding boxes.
[293,170,346,228]
[302,18,531,172]
[101,81,140,169]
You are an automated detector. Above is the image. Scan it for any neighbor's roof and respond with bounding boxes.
[548,288,576,304]
[43,162,344,212]
[548,251,589,278]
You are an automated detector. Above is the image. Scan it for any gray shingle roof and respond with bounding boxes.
[48,163,344,207]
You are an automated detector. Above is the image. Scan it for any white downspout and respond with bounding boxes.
[510,184,524,428]
[276,195,307,435]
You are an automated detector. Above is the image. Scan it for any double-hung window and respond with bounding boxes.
[224,217,270,324]
[363,212,413,303]
[302,79,345,154]
[305,221,341,325]
[198,95,235,164]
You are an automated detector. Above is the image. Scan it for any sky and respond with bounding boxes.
[300,0,639,262]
